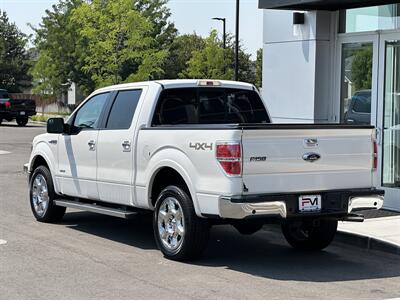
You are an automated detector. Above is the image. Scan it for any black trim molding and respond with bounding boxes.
[142,123,374,130]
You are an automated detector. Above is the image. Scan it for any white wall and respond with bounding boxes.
[262,9,334,123]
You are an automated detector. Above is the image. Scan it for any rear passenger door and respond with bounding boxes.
[96,89,144,205]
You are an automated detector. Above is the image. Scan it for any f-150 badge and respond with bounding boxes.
[189,142,213,151]
[250,156,267,162]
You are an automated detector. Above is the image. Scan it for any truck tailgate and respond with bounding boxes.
[10,99,36,111]
[241,126,375,194]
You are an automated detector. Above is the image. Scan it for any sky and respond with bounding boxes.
[0,0,263,58]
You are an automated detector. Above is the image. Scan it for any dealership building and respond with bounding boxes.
[258,0,400,210]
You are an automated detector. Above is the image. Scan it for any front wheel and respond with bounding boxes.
[16,117,28,126]
[153,185,209,261]
[281,218,338,251]
[30,166,66,223]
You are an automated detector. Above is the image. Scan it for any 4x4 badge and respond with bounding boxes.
[189,142,213,151]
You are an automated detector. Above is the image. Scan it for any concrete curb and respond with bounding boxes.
[335,230,400,256]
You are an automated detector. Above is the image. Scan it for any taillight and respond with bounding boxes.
[373,140,378,170]
[216,142,242,176]
[5,101,11,109]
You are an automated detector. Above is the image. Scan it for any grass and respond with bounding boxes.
[31,115,49,122]
[31,112,70,123]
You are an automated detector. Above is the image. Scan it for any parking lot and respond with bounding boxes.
[1,122,400,300]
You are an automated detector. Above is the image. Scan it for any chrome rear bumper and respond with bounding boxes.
[219,199,287,219]
[348,196,384,213]
[219,189,384,220]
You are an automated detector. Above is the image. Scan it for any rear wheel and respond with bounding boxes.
[16,117,28,127]
[30,166,66,223]
[0,118,2,125]
[153,185,209,261]
[281,218,338,251]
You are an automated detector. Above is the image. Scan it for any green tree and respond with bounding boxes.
[236,47,256,85]
[0,10,30,92]
[255,48,262,89]
[70,0,168,87]
[163,33,205,79]
[181,31,257,84]
[181,30,233,80]
[352,46,373,91]
[32,0,90,96]
[134,0,177,49]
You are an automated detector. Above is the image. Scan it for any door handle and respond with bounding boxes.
[88,140,96,151]
[122,140,131,152]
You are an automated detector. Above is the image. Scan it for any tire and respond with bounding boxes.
[281,218,338,251]
[153,185,209,261]
[0,118,2,125]
[233,221,263,235]
[29,165,66,223]
[16,117,28,127]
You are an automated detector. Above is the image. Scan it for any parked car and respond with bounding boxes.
[0,89,36,126]
[24,80,384,260]
[344,90,371,125]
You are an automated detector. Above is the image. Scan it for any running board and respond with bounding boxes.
[54,199,138,219]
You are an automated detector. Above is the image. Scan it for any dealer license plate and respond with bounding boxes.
[298,195,322,212]
[20,111,26,115]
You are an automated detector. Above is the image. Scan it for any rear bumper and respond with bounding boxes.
[219,188,384,219]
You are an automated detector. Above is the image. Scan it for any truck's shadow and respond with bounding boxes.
[61,211,400,283]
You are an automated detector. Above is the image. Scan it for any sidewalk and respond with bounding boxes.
[337,215,400,255]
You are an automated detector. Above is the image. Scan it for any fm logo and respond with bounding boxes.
[189,142,213,151]
[301,197,319,206]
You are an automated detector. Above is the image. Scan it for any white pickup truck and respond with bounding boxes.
[25,79,384,260]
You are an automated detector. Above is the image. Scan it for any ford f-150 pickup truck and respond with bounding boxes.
[25,80,384,260]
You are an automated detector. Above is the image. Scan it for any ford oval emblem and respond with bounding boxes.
[303,152,321,162]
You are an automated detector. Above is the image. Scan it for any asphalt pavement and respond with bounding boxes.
[1,121,400,300]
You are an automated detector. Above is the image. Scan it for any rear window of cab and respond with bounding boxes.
[152,88,270,126]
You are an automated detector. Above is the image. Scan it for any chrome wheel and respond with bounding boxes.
[31,174,49,217]
[157,197,185,251]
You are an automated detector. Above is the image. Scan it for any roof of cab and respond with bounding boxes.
[94,79,255,94]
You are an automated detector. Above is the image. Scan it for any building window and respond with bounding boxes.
[339,4,400,33]
[341,43,373,125]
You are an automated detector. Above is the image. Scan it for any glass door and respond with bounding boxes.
[377,32,400,210]
[335,34,379,126]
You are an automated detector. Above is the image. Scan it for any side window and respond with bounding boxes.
[153,89,196,125]
[73,93,109,129]
[106,90,142,130]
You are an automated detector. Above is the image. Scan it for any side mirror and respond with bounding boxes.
[47,118,65,134]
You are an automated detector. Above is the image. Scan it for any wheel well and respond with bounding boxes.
[31,156,49,173]
[150,167,189,207]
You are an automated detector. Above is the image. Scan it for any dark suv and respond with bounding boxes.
[344,90,371,125]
